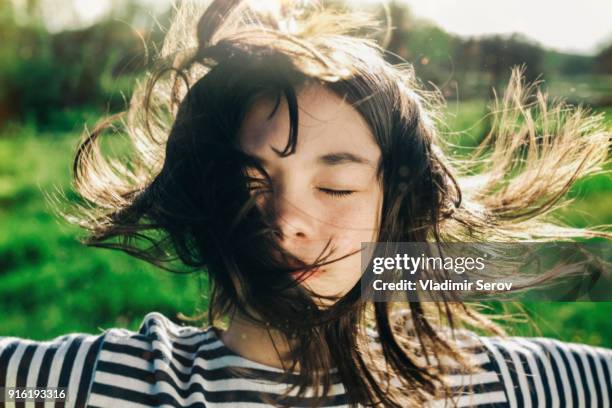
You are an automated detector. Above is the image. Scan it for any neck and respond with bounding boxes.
[218,310,300,371]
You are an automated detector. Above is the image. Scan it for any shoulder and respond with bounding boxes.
[378,310,611,407]
[477,335,611,407]
[0,329,108,408]
[87,311,218,407]
[0,312,213,408]
[427,333,611,408]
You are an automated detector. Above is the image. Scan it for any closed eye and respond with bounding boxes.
[318,188,355,197]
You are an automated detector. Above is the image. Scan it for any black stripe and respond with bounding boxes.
[94,359,344,401]
[524,341,552,405]
[140,315,206,337]
[0,339,18,386]
[34,343,59,408]
[131,328,219,354]
[584,349,604,407]
[102,338,227,367]
[95,359,317,385]
[515,347,538,407]
[74,333,106,408]
[570,347,591,407]
[100,341,343,384]
[597,348,611,403]
[449,377,506,396]
[553,341,579,407]
[0,339,19,408]
[15,343,37,408]
[90,381,349,407]
[54,335,82,408]
[531,339,567,406]
[479,342,512,405]
[143,319,216,343]
[490,339,524,407]
[16,343,37,386]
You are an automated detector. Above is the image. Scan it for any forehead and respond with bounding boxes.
[238,84,380,161]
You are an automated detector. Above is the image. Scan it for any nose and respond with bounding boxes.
[262,180,315,246]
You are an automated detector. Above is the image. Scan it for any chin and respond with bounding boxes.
[300,269,358,300]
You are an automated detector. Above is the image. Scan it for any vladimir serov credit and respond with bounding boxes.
[368,254,514,292]
[372,279,513,291]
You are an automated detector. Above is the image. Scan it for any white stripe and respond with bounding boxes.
[44,335,80,408]
[25,343,48,387]
[105,335,156,351]
[146,328,224,360]
[94,365,346,396]
[0,337,17,348]
[141,312,215,345]
[101,330,198,375]
[557,339,586,407]
[465,352,491,366]
[97,349,154,371]
[5,340,30,387]
[429,390,507,407]
[176,402,355,408]
[517,338,560,408]
[434,350,491,368]
[570,343,599,408]
[169,403,271,408]
[97,342,295,376]
[478,336,517,408]
[88,391,152,408]
[595,347,612,389]
[500,339,532,408]
[509,340,547,407]
[454,390,507,407]
[366,341,490,368]
[102,330,257,376]
[92,370,346,406]
[445,371,499,387]
[538,338,574,408]
[587,346,610,408]
[66,336,98,407]
[5,340,31,408]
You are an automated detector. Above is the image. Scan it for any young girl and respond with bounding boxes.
[1,0,611,407]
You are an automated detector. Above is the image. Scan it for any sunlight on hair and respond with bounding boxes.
[246,0,282,17]
[60,1,612,406]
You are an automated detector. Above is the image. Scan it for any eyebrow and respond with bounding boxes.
[249,149,373,167]
[317,152,373,166]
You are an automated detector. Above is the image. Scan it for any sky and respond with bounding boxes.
[385,0,612,55]
[21,0,612,55]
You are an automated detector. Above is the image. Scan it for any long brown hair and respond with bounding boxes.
[61,0,611,406]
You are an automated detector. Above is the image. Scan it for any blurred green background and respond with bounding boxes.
[0,0,610,346]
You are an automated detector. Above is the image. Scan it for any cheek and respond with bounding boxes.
[319,196,381,264]
[324,191,382,241]
[301,190,382,301]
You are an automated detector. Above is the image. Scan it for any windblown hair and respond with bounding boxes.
[62,0,611,406]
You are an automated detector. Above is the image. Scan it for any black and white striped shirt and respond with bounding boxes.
[1,311,610,407]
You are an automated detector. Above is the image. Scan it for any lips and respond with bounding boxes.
[269,247,324,280]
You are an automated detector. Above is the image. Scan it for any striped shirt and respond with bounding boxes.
[1,311,610,407]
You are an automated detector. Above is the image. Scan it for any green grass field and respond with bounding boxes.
[0,103,610,346]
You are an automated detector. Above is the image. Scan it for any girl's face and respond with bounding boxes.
[238,84,383,304]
